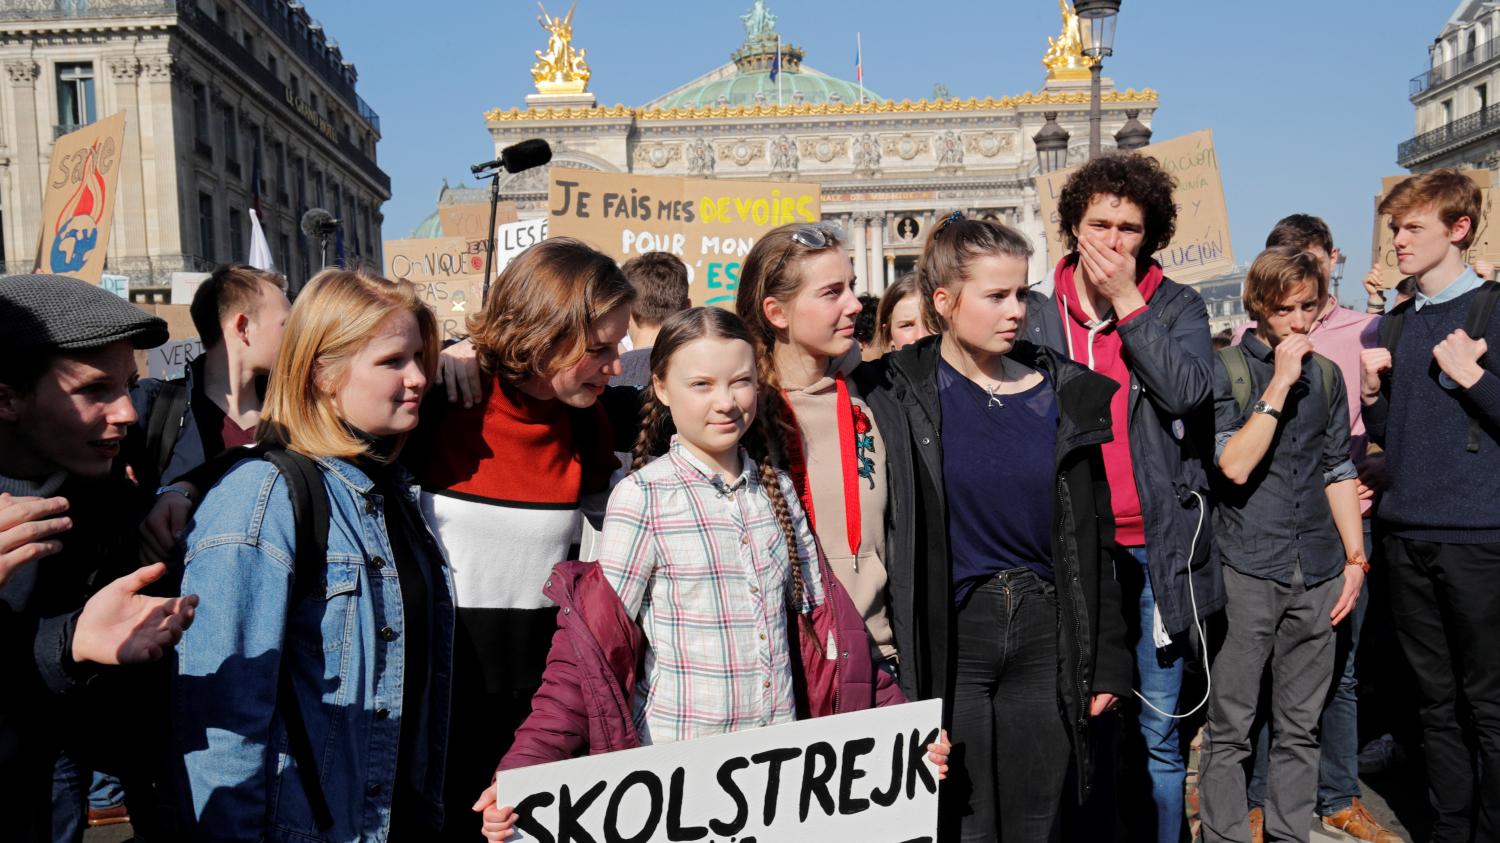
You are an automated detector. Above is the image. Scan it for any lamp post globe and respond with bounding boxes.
[1034,112,1071,174]
[1075,0,1121,160]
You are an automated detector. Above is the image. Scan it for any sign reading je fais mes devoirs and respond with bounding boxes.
[545,167,822,307]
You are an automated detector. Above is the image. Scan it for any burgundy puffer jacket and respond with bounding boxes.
[498,557,906,771]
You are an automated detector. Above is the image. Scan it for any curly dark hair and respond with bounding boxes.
[1057,152,1178,261]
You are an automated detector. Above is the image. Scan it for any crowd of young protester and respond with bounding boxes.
[0,159,1492,843]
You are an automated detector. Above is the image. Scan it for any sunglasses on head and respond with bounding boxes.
[768,222,846,282]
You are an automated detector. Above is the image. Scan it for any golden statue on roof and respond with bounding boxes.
[1042,0,1096,81]
[531,2,591,95]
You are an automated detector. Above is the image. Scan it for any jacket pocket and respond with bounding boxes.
[297,560,362,653]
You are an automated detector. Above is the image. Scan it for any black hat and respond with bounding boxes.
[0,273,168,357]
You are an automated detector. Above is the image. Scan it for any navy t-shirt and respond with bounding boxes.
[938,357,1059,602]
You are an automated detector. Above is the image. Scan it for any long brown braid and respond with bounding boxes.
[735,222,848,632]
[636,307,817,629]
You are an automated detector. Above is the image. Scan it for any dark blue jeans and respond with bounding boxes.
[1247,522,1372,816]
[50,752,88,843]
[950,568,1070,843]
[1120,547,1188,843]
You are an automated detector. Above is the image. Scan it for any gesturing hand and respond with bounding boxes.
[0,493,71,589]
[1360,348,1392,403]
[1433,329,1489,390]
[72,563,199,665]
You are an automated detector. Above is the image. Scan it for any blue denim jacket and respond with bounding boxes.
[171,454,455,842]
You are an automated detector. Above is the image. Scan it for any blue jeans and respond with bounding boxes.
[1123,546,1188,843]
[1248,522,1372,815]
[50,752,87,843]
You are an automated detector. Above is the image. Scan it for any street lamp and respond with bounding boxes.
[1114,108,1151,151]
[1033,112,1071,174]
[1075,0,1121,160]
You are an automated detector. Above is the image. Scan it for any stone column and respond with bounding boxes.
[886,254,896,288]
[6,60,42,265]
[107,57,144,260]
[1023,191,1052,295]
[143,52,186,265]
[850,213,867,293]
[867,213,884,295]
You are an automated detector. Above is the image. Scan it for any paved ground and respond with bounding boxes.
[82,769,1427,842]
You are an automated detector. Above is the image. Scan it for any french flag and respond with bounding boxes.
[855,34,863,83]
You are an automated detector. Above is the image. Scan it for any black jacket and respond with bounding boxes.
[855,336,1132,801]
[1025,277,1224,634]
[0,472,162,839]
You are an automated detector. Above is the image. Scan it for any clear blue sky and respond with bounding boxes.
[310,0,1450,301]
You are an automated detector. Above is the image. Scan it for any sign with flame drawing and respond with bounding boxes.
[35,112,126,284]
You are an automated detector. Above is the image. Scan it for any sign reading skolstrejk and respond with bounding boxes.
[494,700,942,843]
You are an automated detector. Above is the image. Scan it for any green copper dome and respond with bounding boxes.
[656,67,881,110]
[647,3,881,111]
[411,210,443,239]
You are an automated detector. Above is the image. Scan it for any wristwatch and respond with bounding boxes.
[1251,400,1281,420]
[155,485,192,501]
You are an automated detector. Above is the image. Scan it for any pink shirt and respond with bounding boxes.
[1232,296,1380,513]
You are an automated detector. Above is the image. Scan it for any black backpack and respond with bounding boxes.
[1378,279,1500,453]
[141,381,188,490]
[262,449,336,832]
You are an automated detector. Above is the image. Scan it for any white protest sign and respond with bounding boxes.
[170,271,210,305]
[495,216,549,275]
[495,699,942,843]
[147,338,202,380]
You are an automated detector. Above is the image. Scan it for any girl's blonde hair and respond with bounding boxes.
[466,237,635,387]
[259,268,439,461]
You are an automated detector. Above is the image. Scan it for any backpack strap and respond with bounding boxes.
[1312,353,1338,418]
[1218,345,1253,414]
[261,449,334,832]
[1462,280,1500,452]
[144,380,188,489]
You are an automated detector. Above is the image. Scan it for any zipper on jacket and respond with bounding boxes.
[1058,477,1089,726]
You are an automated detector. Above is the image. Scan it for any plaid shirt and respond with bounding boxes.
[597,437,823,744]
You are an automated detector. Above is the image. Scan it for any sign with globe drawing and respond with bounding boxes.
[36,112,126,285]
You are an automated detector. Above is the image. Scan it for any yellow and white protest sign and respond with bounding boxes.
[546,168,822,307]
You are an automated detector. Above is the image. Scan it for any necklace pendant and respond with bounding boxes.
[985,386,1005,409]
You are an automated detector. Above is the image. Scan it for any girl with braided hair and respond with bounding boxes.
[474,307,946,842]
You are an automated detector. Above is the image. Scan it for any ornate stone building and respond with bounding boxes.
[416,1,1158,295]
[0,0,387,291]
[1401,0,1500,172]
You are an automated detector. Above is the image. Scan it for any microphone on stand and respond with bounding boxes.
[471,139,553,175]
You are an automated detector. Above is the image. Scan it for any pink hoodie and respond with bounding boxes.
[1052,256,1165,547]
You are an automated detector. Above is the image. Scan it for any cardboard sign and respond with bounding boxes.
[170,271,210,306]
[495,217,549,274]
[438,201,517,242]
[382,236,487,340]
[546,168,822,306]
[1371,169,1499,288]
[35,112,127,284]
[494,700,942,843]
[1037,129,1235,285]
[135,304,201,380]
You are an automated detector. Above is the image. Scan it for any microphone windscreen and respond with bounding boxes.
[501,139,553,173]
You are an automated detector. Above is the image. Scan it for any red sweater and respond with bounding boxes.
[1052,257,1164,547]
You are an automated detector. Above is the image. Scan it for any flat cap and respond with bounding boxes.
[0,273,168,357]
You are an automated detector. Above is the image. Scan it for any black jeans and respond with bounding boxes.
[1387,536,1500,843]
[950,568,1070,843]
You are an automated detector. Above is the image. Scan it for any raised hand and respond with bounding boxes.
[0,493,70,588]
[72,563,199,665]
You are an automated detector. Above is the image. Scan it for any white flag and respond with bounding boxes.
[247,208,275,271]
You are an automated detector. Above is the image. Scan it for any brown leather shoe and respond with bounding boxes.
[87,804,130,827]
[1320,798,1403,843]
[1248,805,1265,843]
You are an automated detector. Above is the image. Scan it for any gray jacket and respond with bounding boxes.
[1025,277,1224,635]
